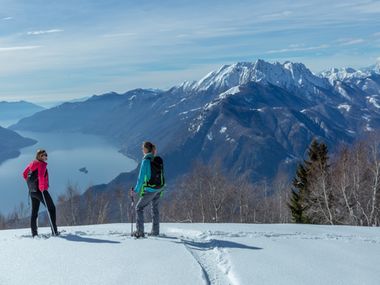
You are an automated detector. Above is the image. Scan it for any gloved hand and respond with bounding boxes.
[129,187,134,198]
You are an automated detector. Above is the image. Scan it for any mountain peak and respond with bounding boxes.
[179,59,329,94]
[321,60,380,84]
[374,59,380,74]
[321,67,365,84]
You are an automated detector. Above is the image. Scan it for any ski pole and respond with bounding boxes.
[130,188,135,236]
[42,190,55,235]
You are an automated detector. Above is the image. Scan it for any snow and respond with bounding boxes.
[338,104,351,112]
[321,67,365,84]
[374,61,380,74]
[337,85,351,100]
[202,86,242,112]
[366,124,374,132]
[218,86,241,99]
[178,60,329,95]
[1,223,379,285]
[367,96,380,108]
[179,107,201,116]
[220,126,227,134]
[321,63,380,99]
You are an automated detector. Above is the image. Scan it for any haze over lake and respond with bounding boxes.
[0,131,137,214]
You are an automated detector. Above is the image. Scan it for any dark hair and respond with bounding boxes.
[36,149,47,161]
[143,141,155,153]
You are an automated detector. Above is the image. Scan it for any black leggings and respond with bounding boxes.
[30,191,57,235]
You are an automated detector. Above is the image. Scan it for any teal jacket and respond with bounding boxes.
[134,153,156,194]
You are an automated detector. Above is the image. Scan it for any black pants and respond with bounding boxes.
[30,191,57,235]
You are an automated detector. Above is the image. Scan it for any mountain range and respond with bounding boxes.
[0,126,36,164]
[11,59,380,182]
[0,101,44,125]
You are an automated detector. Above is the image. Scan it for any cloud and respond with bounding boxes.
[260,10,293,19]
[353,2,380,13]
[266,44,329,54]
[337,38,365,46]
[27,29,64,35]
[2,17,13,20]
[0,46,41,52]
[0,0,378,102]
[102,32,137,38]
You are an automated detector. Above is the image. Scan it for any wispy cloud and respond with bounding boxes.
[102,32,137,38]
[266,44,329,54]
[0,46,41,52]
[27,29,64,35]
[337,38,365,46]
[260,10,293,19]
[353,2,380,13]
[0,0,378,102]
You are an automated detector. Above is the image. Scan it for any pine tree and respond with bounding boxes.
[306,139,333,224]
[289,163,310,223]
[289,139,331,224]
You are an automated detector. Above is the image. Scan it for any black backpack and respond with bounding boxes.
[144,156,165,189]
[26,170,38,193]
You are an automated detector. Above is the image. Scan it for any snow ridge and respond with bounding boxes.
[177,59,330,95]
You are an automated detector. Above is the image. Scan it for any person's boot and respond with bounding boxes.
[132,231,145,238]
[52,226,60,236]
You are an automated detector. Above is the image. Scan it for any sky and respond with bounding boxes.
[0,0,379,104]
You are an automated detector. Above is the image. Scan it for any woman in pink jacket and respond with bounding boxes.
[23,149,58,237]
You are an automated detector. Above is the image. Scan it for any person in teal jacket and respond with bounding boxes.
[130,141,161,238]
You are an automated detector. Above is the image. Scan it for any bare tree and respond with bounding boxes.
[95,192,110,224]
[367,136,380,226]
[0,213,7,229]
[114,186,128,223]
[57,184,80,226]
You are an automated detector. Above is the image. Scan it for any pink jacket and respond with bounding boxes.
[23,160,49,191]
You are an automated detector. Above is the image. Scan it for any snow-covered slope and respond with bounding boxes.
[1,223,379,285]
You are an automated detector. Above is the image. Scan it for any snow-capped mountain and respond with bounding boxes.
[177,60,330,97]
[321,67,368,84]
[11,59,380,181]
[322,60,380,83]
[375,61,380,74]
[321,63,380,117]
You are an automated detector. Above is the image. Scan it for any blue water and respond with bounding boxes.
[0,131,137,214]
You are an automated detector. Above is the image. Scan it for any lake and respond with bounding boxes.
[0,131,137,214]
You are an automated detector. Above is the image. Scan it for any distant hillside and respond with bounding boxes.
[0,101,45,125]
[0,127,36,163]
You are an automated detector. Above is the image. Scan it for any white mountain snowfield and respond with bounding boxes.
[1,223,379,285]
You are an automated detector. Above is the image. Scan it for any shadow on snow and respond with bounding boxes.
[179,239,262,251]
[61,233,121,244]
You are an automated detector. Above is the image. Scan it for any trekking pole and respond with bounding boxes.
[42,191,55,235]
[130,188,135,236]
